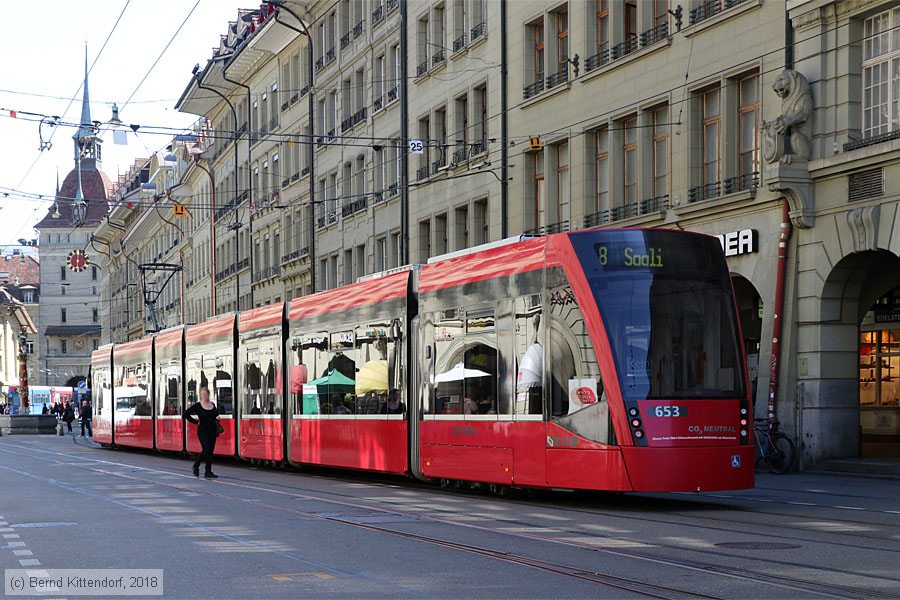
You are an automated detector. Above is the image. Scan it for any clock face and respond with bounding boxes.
[67,250,88,272]
[74,339,85,350]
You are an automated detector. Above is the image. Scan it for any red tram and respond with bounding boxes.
[92,230,754,492]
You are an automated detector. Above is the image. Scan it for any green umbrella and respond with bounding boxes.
[302,369,356,414]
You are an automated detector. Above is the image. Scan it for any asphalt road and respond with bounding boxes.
[1,434,899,599]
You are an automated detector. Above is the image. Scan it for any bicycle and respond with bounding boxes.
[754,419,796,474]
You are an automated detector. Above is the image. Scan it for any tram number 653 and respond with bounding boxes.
[652,406,687,417]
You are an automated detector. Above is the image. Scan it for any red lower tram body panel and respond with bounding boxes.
[115,416,154,449]
[290,418,408,474]
[186,418,236,456]
[93,415,113,445]
[622,445,754,492]
[239,418,283,461]
[155,417,184,452]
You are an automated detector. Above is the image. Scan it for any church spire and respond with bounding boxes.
[73,45,100,165]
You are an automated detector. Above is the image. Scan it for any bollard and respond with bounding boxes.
[57,420,64,436]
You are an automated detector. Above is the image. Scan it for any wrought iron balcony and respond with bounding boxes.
[387,86,398,102]
[432,156,447,173]
[290,92,299,105]
[453,34,467,53]
[300,85,309,97]
[471,21,486,41]
[611,34,639,60]
[280,100,290,112]
[688,181,722,203]
[523,79,544,100]
[641,22,669,47]
[371,190,385,204]
[353,21,364,38]
[315,57,324,72]
[269,116,278,131]
[450,147,467,166]
[291,172,300,183]
[341,116,354,133]
[524,221,569,236]
[340,32,351,49]
[341,197,367,217]
[416,166,430,180]
[326,128,335,140]
[301,166,310,177]
[546,68,568,90]
[352,106,367,125]
[689,0,748,26]
[325,47,336,63]
[387,0,398,12]
[432,49,446,66]
[844,129,900,151]
[387,182,399,196]
[640,194,669,214]
[281,177,290,188]
[373,5,384,24]
[724,172,759,194]
[374,95,384,111]
[416,60,429,77]
[470,139,486,157]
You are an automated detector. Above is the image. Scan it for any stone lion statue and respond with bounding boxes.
[762,69,813,165]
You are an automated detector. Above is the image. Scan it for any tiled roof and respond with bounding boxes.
[0,254,39,286]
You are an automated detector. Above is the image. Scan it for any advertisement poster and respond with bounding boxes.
[567,378,598,414]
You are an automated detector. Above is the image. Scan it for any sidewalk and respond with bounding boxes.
[817,457,900,478]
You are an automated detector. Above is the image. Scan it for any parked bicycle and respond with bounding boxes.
[754,419,796,474]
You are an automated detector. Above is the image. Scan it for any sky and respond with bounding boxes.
[0,0,252,248]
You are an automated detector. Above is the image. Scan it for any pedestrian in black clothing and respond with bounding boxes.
[62,402,75,433]
[80,400,92,437]
[182,387,220,479]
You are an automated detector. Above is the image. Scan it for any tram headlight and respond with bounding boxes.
[628,407,639,417]
[740,429,748,437]
[631,418,641,428]
[740,408,747,415]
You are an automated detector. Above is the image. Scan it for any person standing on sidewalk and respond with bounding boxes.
[182,387,220,479]
[80,400,92,437]
[62,401,75,433]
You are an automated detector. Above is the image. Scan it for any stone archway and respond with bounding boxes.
[814,250,900,459]
[65,375,86,388]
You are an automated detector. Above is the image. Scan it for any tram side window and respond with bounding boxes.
[209,354,234,415]
[293,331,358,415]
[243,340,281,415]
[515,295,544,416]
[356,319,403,415]
[433,308,499,415]
[159,362,181,416]
[292,333,327,415]
[547,279,609,444]
[118,363,151,415]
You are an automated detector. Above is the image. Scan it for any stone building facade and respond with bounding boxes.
[94,0,900,465]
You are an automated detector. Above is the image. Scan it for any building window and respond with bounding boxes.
[738,74,759,182]
[92,308,98,323]
[556,141,570,225]
[533,152,544,228]
[533,18,544,84]
[473,198,488,246]
[596,0,609,56]
[653,0,668,27]
[60,266,66,281]
[653,106,669,198]
[625,0,637,40]
[556,5,568,77]
[455,204,469,250]
[862,8,900,138]
[92,339,99,351]
[435,213,448,255]
[355,243,366,279]
[23,290,33,303]
[61,340,67,354]
[376,236,387,271]
[419,219,432,263]
[25,340,34,355]
[61,308,67,323]
[623,117,638,205]
[595,126,609,214]
[91,266,97,280]
[703,87,721,185]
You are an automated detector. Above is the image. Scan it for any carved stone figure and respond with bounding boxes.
[762,70,813,165]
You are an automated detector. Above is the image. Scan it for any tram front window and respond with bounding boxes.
[571,230,745,401]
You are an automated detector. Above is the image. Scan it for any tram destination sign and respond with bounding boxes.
[596,244,665,270]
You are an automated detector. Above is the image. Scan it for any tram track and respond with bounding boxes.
[1,440,897,599]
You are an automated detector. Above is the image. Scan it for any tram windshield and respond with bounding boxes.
[570,230,745,401]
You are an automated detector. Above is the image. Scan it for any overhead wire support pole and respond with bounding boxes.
[399,0,410,265]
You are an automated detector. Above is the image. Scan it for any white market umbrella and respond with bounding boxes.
[517,343,543,390]
[434,362,490,384]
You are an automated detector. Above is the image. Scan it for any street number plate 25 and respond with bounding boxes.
[651,406,688,417]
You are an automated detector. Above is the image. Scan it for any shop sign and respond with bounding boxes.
[716,229,758,257]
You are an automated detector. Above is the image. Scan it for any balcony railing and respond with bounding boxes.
[387,0,398,12]
[450,147,467,167]
[353,21,364,38]
[340,32,351,49]
[325,47,336,63]
[453,33,467,53]
[524,221,569,236]
[432,156,447,174]
[416,60,429,77]
[301,165,310,177]
[315,57,325,73]
[583,196,670,229]
[523,79,544,100]
[471,21,486,41]
[341,116,354,133]
[281,177,290,188]
[641,22,669,47]
[371,190,385,204]
[470,139,486,157]
[300,85,310,97]
[269,116,278,131]
[341,197,367,217]
[280,100,290,112]
[690,0,749,25]
[387,86,398,102]
[373,5,384,24]
[844,129,900,151]
[611,34,639,60]
[433,49,446,66]
[688,181,721,203]
[374,95,384,111]
[585,44,610,73]
[724,172,759,194]
[290,92,299,105]
[416,165,430,180]
[546,68,568,90]
[316,209,339,229]
[352,106,367,125]
[282,250,301,265]
[387,182,399,197]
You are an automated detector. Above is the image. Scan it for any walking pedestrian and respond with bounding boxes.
[80,400,92,437]
[62,401,75,433]
[182,387,220,479]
